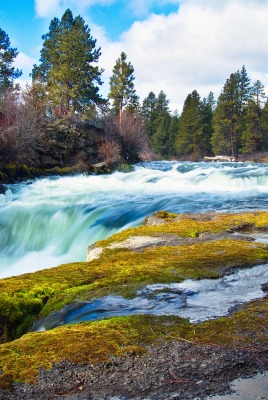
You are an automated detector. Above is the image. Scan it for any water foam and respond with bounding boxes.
[1,161,268,277]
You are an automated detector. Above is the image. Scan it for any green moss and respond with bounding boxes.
[0,315,189,384]
[1,211,268,384]
[1,297,268,385]
[96,211,268,247]
[116,163,133,173]
[1,211,268,342]
[1,237,268,340]
[154,210,178,220]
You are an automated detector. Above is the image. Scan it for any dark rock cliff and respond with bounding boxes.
[0,119,106,183]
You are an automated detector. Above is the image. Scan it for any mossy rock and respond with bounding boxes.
[1,211,268,343]
[0,297,268,385]
[1,211,268,386]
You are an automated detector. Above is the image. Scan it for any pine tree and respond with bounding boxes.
[199,92,215,156]
[211,73,239,157]
[32,9,103,116]
[240,80,266,154]
[0,28,22,95]
[251,80,266,107]
[237,65,251,114]
[261,101,268,152]
[141,91,157,139]
[108,52,139,118]
[166,112,180,156]
[176,90,203,159]
[155,90,170,115]
[152,113,172,156]
[240,99,263,154]
[211,66,253,157]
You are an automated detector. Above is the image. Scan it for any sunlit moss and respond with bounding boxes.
[1,211,268,342]
[1,210,268,386]
[1,297,268,385]
[96,210,268,247]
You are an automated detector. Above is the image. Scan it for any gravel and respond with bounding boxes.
[1,340,268,400]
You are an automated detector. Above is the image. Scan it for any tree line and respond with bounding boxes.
[142,67,268,160]
[1,8,268,167]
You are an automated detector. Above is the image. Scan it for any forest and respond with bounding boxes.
[1,8,268,169]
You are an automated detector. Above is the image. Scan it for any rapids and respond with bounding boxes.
[1,161,268,278]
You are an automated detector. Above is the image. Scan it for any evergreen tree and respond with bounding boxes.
[199,92,215,156]
[237,65,251,114]
[176,90,203,159]
[0,28,22,95]
[152,113,172,156]
[211,73,240,157]
[211,66,253,157]
[155,90,170,115]
[166,112,180,156]
[32,9,103,116]
[240,81,266,154]
[141,91,157,139]
[240,99,263,154]
[261,100,268,152]
[251,80,266,107]
[109,52,139,117]
[150,90,171,152]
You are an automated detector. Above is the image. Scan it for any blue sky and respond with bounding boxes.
[1,0,268,111]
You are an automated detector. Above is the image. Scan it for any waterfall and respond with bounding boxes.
[1,161,268,278]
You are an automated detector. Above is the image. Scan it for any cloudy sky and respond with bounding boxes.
[1,0,268,112]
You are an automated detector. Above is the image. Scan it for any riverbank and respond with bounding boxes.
[1,211,268,399]
[1,335,268,400]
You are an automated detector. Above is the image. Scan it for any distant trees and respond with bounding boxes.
[32,9,104,117]
[142,90,179,157]
[1,13,268,169]
[211,66,268,157]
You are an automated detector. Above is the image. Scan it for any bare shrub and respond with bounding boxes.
[99,140,121,163]
[100,111,151,163]
[0,86,44,166]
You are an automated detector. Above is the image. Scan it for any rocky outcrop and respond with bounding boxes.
[0,119,107,183]
[1,210,268,399]
[35,119,102,169]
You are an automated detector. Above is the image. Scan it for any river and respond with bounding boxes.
[1,161,268,278]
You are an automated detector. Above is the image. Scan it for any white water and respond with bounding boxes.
[1,161,268,278]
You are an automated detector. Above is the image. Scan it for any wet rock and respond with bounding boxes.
[0,184,7,195]
[1,341,268,400]
[261,281,268,292]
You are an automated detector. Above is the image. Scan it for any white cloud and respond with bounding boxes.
[14,53,38,81]
[33,0,268,112]
[35,0,61,18]
[96,0,268,111]
[34,0,180,18]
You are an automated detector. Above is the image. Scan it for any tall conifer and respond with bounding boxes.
[32,9,103,116]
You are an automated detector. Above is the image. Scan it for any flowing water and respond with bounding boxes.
[1,161,268,278]
[33,264,268,331]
